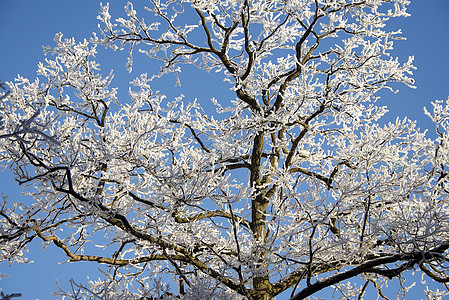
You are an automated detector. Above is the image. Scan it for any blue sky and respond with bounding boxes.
[0,1,449,299]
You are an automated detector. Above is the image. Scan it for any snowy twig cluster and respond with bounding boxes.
[1,1,449,299]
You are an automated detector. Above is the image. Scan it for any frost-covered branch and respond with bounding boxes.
[2,1,448,299]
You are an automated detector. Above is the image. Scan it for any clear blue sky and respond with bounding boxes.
[0,1,448,299]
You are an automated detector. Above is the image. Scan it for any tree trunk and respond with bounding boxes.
[250,132,273,300]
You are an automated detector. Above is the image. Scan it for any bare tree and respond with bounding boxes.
[1,1,449,299]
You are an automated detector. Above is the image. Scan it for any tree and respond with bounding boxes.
[1,0,449,299]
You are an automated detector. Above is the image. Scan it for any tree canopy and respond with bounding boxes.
[1,0,449,299]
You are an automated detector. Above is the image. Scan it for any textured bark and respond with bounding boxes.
[250,131,273,299]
